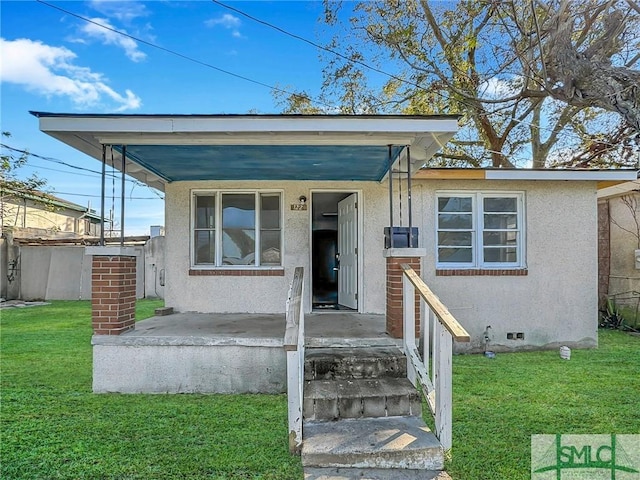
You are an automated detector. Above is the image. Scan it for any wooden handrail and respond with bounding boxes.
[400,264,470,342]
[283,266,304,351]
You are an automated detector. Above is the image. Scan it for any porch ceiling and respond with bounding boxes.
[31,113,460,192]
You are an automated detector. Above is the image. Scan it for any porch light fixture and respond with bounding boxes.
[298,195,307,204]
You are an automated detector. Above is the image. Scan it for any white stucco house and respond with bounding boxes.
[32,113,636,394]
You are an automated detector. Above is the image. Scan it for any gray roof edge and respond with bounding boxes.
[29,111,461,120]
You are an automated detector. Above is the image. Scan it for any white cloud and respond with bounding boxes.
[80,17,146,62]
[0,38,141,111]
[205,13,243,38]
[89,0,149,23]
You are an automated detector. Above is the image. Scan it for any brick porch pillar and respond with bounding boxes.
[86,246,139,335]
[383,248,425,338]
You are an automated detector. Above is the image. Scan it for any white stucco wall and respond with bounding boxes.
[164,178,599,350]
[608,192,640,296]
[164,180,390,314]
[416,180,599,352]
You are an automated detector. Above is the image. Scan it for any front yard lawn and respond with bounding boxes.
[1,300,302,480]
[446,329,640,479]
[1,300,638,479]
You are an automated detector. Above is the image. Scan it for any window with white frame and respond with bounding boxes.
[436,192,524,268]
[192,191,282,267]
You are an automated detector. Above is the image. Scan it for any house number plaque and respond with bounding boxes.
[290,204,308,211]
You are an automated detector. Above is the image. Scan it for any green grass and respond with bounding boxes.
[2,302,639,479]
[446,330,640,479]
[1,300,303,480]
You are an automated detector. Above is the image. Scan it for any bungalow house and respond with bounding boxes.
[32,113,636,470]
[0,187,103,237]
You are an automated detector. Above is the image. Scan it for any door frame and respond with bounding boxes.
[309,189,363,313]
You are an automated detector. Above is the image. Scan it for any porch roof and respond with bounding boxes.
[30,113,460,192]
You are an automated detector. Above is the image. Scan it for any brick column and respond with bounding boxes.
[384,248,425,338]
[86,247,139,335]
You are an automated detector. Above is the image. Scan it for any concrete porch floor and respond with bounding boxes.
[91,311,398,393]
[102,311,398,348]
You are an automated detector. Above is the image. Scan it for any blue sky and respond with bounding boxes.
[1,0,336,235]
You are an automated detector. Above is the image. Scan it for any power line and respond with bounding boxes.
[1,143,165,200]
[14,161,104,179]
[35,0,334,111]
[2,143,108,176]
[53,191,162,200]
[211,0,634,146]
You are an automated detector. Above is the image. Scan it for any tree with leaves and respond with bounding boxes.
[1,132,49,230]
[276,0,639,169]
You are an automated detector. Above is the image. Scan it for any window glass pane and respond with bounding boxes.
[438,213,473,229]
[195,231,215,264]
[484,197,517,212]
[260,194,280,229]
[438,197,472,213]
[222,194,255,263]
[195,195,215,229]
[484,213,518,229]
[438,231,472,246]
[438,247,473,263]
[484,247,517,263]
[483,231,518,246]
[261,231,281,265]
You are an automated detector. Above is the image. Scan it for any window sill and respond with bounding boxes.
[436,268,528,276]
[189,268,285,277]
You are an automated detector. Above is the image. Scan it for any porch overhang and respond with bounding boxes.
[31,113,460,192]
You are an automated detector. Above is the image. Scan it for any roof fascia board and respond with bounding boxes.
[95,133,422,146]
[485,170,638,181]
[414,169,638,182]
[38,115,459,135]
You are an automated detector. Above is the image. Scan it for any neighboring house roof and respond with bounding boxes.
[597,175,640,200]
[30,113,461,190]
[1,187,102,222]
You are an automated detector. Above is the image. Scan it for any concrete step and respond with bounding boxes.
[304,378,421,421]
[302,416,444,470]
[304,347,407,381]
[303,467,452,479]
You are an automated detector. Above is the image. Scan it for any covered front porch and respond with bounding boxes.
[91,311,396,394]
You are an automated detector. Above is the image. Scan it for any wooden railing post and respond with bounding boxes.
[283,267,304,455]
[434,321,453,449]
[399,263,470,452]
[403,274,417,387]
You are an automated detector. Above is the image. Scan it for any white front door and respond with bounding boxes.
[337,194,358,309]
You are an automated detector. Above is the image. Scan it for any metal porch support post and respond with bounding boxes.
[388,145,394,248]
[100,144,106,246]
[120,145,126,246]
[407,146,413,247]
